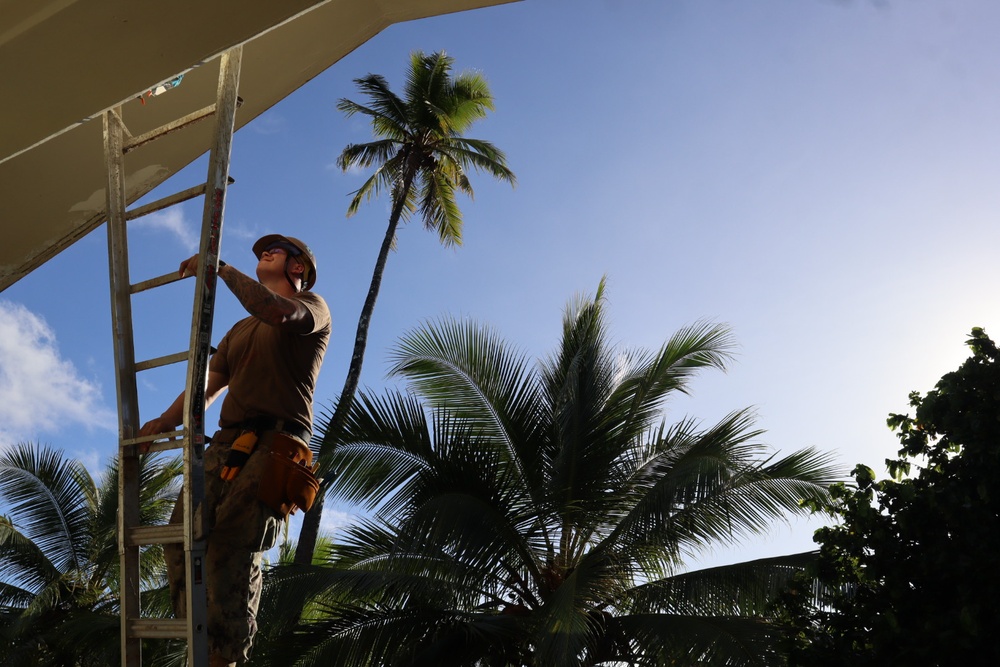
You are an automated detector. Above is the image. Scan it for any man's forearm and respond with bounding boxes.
[158,392,186,428]
[218,263,297,325]
[138,371,227,441]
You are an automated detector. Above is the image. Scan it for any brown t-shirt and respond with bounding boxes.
[210,290,331,432]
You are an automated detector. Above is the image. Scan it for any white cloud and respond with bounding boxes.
[250,113,286,135]
[319,507,356,536]
[0,301,116,442]
[225,223,260,242]
[133,207,199,253]
[282,505,359,541]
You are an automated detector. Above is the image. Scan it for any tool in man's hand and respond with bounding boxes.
[220,431,259,481]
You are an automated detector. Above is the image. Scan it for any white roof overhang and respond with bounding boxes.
[0,0,514,291]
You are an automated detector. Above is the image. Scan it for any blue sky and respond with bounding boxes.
[4,0,1000,566]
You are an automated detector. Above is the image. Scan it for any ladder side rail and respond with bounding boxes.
[104,107,143,667]
[181,46,244,667]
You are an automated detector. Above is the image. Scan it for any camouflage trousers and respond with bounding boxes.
[165,427,283,664]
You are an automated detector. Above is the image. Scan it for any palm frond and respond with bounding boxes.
[343,153,407,217]
[398,484,538,587]
[392,612,526,667]
[616,612,785,667]
[44,609,121,666]
[259,522,525,665]
[687,447,838,540]
[0,580,37,610]
[0,446,188,666]
[0,443,94,574]
[337,73,409,137]
[541,279,615,413]
[333,518,524,611]
[404,51,456,134]
[685,445,837,546]
[87,453,180,586]
[388,316,550,496]
[417,166,464,246]
[267,604,454,667]
[436,137,516,185]
[615,415,837,559]
[445,72,497,132]
[542,284,629,517]
[602,409,768,556]
[320,390,433,513]
[531,551,629,665]
[624,552,818,617]
[0,514,60,597]
[603,320,736,445]
[336,139,400,172]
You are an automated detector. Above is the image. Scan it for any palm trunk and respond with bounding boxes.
[295,166,416,565]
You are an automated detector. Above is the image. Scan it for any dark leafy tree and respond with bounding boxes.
[296,50,515,564]
[781,328,1000,666]
[265,283,838,666]
[0,443,180,666]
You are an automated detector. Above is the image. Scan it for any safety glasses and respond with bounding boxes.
[263,241,301,257]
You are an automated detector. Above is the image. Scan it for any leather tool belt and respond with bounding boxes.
[226,415,310,443]
[217,416,319,517]
[218,416,310,482]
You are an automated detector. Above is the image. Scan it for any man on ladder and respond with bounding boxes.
[139,234,331,667]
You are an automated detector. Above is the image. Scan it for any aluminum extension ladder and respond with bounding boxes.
[103,47,243,667]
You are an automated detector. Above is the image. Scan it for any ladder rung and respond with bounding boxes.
[127,618,188,639]
[136,351,189,371]
[126,183,207,221]
[126,524,184,546]
[122,429,187,454]
[125,176,235,224]
[123,429,186,446]
[124,103,219,153]
[144,439,187,454]
[131,271,189,294]
[123,96,243,154]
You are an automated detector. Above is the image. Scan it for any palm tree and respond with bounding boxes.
[296,50,516,564]
[269,283,840,665]
[0,443,181,666]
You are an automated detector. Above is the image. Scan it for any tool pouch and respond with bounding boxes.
[257,432,320,518]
